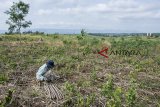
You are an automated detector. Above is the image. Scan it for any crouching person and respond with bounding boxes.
[36,60,60,84]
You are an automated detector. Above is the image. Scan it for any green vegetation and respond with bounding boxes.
[4,1,32,34]
[81,29,87,36]
[0,34,160,106]
[101,74,123,107]
[0,89,14,107]
[0,74,8,84]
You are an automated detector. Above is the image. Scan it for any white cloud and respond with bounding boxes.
[38,9,53,15]
[0,0,160,32]
[0,1,13,12]
[57,0,160,21]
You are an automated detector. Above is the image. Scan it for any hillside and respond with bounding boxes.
[0,34,160,107]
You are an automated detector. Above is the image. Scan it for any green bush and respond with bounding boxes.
[0,74,8,84]
[0,37,3,41]
[126,78,137,107]
[53,35,59,39]
[101,74,128,107]
[0,89,13,107]
[91,70,97,83]
[90,38,99,46]
[77,36,83,40]
[101,75,136,107]
[101,38,105,41]
[81,29,87,36]
[63,40,72,45]
[75,93,96,107]
[79,39,88,46]
[126,87,136,107]
[101,74,114,97]
[156,56,160,65]
[83,45,92,55]
[64,82,77,97]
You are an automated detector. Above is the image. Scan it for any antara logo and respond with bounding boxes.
[98,48,109,59]
[98,47,145,59]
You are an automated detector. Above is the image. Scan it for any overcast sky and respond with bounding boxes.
[0,0,160,32]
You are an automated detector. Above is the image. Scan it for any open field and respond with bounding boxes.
[0,34,160,107]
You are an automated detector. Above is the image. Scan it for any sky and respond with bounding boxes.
[0,0,160,33]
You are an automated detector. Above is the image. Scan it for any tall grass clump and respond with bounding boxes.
[0,74,8,84]
[101,74,122,107]
[126,74,137,107]
[64,81,77,97]
[0,89,14,107]
[101,74,138,107]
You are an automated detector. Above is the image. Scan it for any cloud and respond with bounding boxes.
[38,9,53,15]
[0,1,13,12]
[0,0,160,32]
[58,0,160,17]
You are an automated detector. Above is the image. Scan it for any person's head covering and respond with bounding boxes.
[46,60,54,68]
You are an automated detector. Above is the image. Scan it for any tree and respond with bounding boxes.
[4,1,32,34]
[81,29,87,36]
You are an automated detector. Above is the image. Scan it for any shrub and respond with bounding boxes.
[101,38,105,41]
[79,39,88,46]
[91,70,97,84]
[64,82,77,97]
[0,89,14,107]
[53,35,59,39]
[113,87,122,107]
[77,36,83,40]
[156,56,160,65]
[75,93,96,107]
[0,74,8,84]
[0,37,3,41]
[101,74,123,107]
[86,94,96,107]
[83,45,92,55]
[91,38,99,46]
[76,93,85,106]
[126,78,137,107]
[81,29,87,36]
[63,40,72,45]
[101,74,114,97]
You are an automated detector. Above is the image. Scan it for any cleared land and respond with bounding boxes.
[0,34,160,107]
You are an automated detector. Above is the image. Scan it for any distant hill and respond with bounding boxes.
[0,28,142,34]
[30,28,81,34]
[0,29,81,34]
